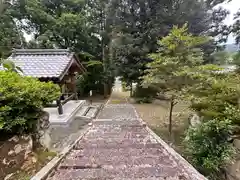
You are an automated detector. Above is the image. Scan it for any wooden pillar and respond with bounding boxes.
[71,73,78,100]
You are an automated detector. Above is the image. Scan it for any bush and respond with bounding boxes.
[185,118,235,179]
[0,71,60,133]
[185,74,240,179]
[133,85,157,98]
[190,75,240,122]
[135,97,153,104]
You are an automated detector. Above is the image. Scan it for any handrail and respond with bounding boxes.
[62,93,75,105]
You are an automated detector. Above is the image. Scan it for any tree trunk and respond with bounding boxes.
[130,82,133,97]
[169,97,178,140]
[0,0,5,15]
[103,47,108,98]
[101,6,109,99]
[108,78,112,95]
[104,82,108,98]
[102,29,108,98]
[169,99,174,136]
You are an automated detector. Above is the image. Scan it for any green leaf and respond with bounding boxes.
[0,121,4,129]
[2,60,15,70]
[85,60,103,67]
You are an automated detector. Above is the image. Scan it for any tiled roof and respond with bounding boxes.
[1,49,79,79]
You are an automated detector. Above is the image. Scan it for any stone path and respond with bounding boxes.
[47,91,206,180]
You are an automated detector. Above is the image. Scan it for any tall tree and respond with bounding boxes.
[142,24,217,136]
[0,0,24,57]
[9,0,112,96]
[19,0,94,51]
[232,10,240,46]
[113,0,231,85]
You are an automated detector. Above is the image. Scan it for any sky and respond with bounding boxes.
[220,0,240,43]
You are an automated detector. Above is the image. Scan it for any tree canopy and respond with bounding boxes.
[0,0,236,93]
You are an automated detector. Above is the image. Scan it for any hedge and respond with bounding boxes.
[0,71,60,133]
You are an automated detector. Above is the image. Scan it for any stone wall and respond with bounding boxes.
[1,135,34,180]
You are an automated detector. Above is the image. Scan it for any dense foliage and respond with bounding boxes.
[232,10,240,45]
[184,67,240,179]
[0,0,25,58]
[143,24,209,93]
[0,0,233,96]
[185,118,235,179]
[0,71,60,133]
[190,74,240,125]
[113,0,231,84]
[210,51,231,65]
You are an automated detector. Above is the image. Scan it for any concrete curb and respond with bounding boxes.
[31,126,91,180]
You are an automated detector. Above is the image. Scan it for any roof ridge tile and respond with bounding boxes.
[12,49,71,56]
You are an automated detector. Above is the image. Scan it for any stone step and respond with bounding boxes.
[75,106,90,117]
[84,132,148,139]
[66,147,165,159]
[85,107,98,118]
[83,127,149,140]
[59,147,174,169]
[60,155,173,169]
[76,104,102,120]
[92,119,142,126]
[74,140,160,149]
[48,166,180,180]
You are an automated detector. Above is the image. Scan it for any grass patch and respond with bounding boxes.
[109,91,129,104]
[110,99,126,104]
[132,100,190,154]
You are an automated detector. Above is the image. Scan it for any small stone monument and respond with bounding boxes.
[89,90,93,105]
[189,113,201,127]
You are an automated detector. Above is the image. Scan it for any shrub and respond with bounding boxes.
[185,74,240,179]
[0,71,60,133]
[185,118,235,179]
[133,85,157,98]
[135,97,153,104]
[76,74,88,96]
[190,75,240,122]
